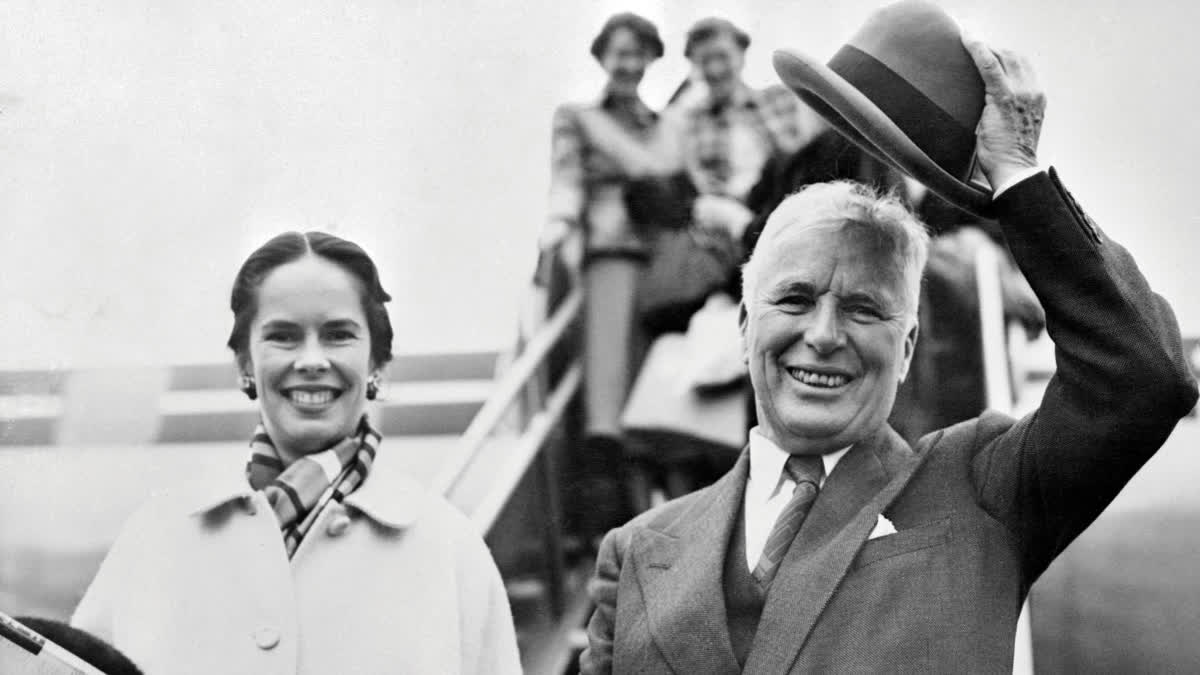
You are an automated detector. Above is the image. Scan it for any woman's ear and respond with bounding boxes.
[366,367,385,401]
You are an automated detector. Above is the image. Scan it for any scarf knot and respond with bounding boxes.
[245,415,381,557]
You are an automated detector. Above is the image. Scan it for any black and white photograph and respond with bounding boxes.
[2,1,1198,673]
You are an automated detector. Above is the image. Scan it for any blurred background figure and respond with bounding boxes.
[1,3,1198,673]
[71,232,520,674]
[537,12,674,543]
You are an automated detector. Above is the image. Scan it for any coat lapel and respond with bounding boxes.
[744,426,926,674]
[631,450,749,675]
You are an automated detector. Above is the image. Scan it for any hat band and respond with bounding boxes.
[829,45,977,180]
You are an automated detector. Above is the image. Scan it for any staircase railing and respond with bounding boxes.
[974,242,1034,675]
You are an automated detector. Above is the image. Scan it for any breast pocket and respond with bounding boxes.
[850,517,953,571]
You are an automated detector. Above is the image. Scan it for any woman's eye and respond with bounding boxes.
[264,331,298,343]
[325,329,357,342]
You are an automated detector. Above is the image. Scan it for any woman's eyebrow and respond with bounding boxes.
[324,318,364,329]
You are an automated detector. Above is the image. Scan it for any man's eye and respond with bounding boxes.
[846,305,882,320]
[777,295,814,311]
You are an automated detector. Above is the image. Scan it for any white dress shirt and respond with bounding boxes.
[992,166,1044,197]
[743,428,850,571]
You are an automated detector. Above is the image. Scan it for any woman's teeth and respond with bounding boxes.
[788,368,849,388]
[289,390,335,406]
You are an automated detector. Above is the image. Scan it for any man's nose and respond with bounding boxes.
[805,300,844,354]
[294,335,331,373]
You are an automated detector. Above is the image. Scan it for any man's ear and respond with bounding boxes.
[897,320,919,384]
[738,301,750,363]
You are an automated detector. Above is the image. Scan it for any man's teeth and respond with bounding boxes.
[290,390,335,405]
[789,369,849,388]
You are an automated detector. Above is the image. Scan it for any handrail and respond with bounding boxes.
[974,242,1034,675]
[469,362,582,532]
[975,242,1015,415]
[433,285,583,496]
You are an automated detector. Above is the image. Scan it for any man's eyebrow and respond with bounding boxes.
[840,291,883,305]
[767,280,816,296]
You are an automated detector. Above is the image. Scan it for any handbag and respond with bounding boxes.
[637,225,740,333]
[620,333,748,466]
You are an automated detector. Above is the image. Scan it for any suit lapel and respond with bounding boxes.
[632,450,748,675]
[744,426,926,674]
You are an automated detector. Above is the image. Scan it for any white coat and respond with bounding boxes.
[71,443,522,675]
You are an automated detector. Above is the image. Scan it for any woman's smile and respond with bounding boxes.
[281,385,344,411]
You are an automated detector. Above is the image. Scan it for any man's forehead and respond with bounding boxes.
[756,224,911,298]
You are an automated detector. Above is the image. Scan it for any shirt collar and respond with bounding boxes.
[187,439,421,529]
[747,427,851,502]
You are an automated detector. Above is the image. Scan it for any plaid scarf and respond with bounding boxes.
[245,415,381,558]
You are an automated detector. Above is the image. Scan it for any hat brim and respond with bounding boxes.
[773,48,994,219]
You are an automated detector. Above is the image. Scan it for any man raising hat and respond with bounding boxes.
[580,2,1198,673]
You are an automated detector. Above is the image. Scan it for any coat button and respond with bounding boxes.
[253,627,280,650]
[326,513,351,537]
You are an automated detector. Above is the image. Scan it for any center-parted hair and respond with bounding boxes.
[226,231,394,368]
[742,181,930,321]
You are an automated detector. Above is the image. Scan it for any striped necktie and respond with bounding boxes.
[753,454,825,586]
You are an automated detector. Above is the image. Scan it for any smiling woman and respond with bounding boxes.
[68,232,522,674]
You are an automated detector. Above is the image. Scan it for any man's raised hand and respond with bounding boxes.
[962,35,1046,190]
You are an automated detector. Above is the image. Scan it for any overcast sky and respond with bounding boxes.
[1,0,1196,369]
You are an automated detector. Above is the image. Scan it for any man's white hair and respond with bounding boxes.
[742,180,931,323]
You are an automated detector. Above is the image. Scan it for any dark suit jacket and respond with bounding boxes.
[581,170,1198,674]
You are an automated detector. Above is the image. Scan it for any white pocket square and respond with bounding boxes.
[868,514,898,540]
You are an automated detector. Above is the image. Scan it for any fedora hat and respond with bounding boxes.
[773,0,993,217]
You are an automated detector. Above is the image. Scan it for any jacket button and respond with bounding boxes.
[327,513,351,537]
[253,627,280,650]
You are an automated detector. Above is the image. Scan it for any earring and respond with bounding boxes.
[239,374,258,401]
[366,375,381,401]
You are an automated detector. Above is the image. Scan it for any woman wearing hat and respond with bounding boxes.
[71,232,521,674]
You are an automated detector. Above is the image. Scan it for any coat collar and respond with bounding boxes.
[186,440,422,529]
[630,449,750,675]
[628,425,926,675]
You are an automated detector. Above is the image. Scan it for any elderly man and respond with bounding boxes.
[580,35,1198,675]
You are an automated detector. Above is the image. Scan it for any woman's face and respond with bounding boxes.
[243,255,375,461]
[601,27,652,97]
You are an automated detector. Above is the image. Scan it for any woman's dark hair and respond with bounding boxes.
[683,17,750,58]
[226,231,394,368]
[590,12,664,62]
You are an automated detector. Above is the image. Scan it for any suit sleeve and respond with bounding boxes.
[579,527,628,675]
[970,169,1198,579]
